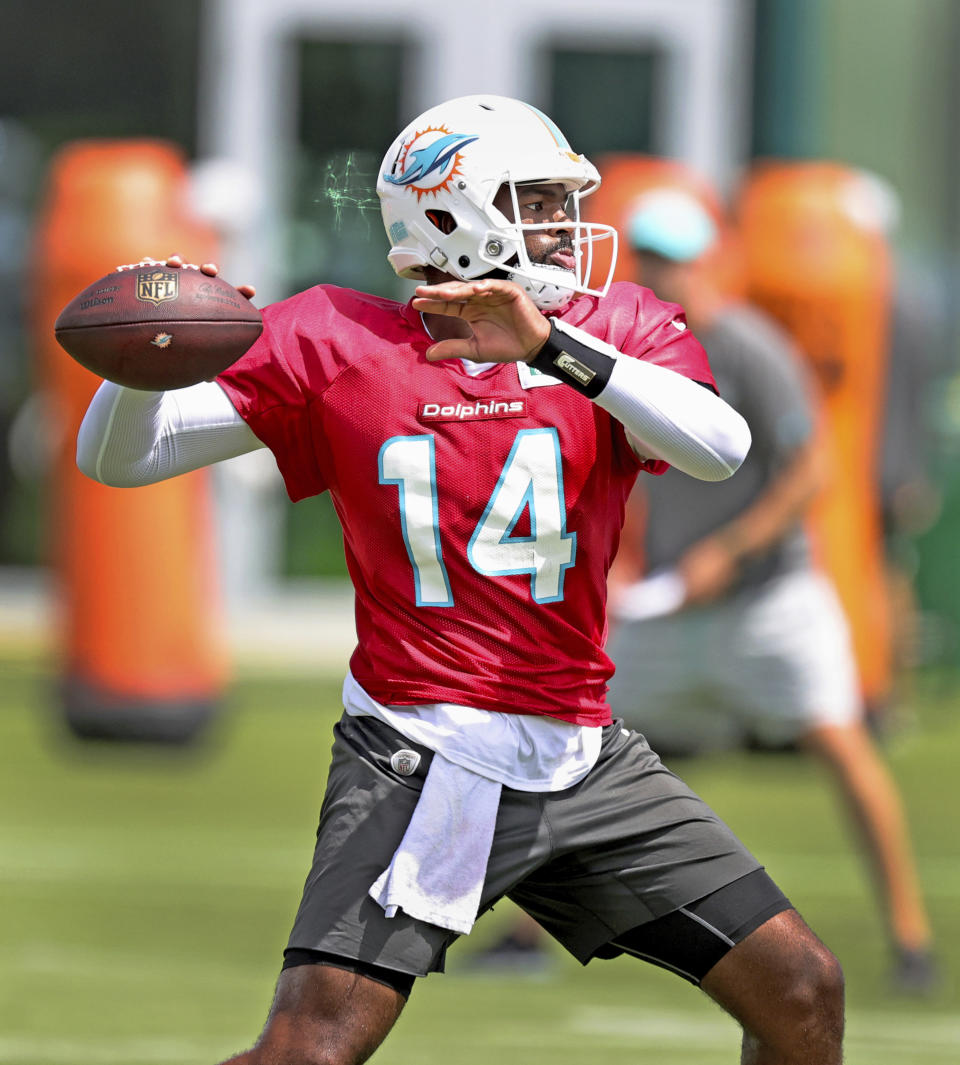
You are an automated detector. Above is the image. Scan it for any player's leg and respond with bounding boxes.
[699,909,844,1065]
[221,713,457,1064]
[602,873,844,1064]
[216,959,410,1065]
[800,719,936,986]
[501,725,844,1062]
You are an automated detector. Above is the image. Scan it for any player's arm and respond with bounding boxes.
[76,379,263,487]
[413,279,750,482]
[543,320,749,481]
[523,318,751,482]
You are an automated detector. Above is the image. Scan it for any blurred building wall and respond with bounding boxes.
[199,0,752,305]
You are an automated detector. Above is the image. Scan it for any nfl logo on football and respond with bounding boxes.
[137,269,179,306]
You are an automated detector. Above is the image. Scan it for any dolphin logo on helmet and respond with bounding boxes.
[384,130,479,197]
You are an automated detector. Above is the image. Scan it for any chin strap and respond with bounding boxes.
[506,268,576,311]
[465,265,576,311]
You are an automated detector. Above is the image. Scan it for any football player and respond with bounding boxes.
[77,95,844,1065]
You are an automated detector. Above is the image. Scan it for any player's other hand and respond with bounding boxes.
[412,278,550,364]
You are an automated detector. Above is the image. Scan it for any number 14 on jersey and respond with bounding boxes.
[379,428,577,606]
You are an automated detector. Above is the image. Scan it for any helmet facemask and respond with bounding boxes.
[483,178,617,310]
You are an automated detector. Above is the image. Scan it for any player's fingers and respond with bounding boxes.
[424,338,476,362]
[188,259,252,297]
[415,279,500,303]
[165,255,222,277]
[411,296,467,317]
[414,281,468,300]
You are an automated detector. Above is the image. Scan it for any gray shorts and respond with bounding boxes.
[285,712,771,978]
[607,569,861,754]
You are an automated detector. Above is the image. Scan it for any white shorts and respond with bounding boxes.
[606,569,862,753]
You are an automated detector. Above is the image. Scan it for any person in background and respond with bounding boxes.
[604,187,938,995]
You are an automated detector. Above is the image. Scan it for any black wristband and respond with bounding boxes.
[527,320,616,399]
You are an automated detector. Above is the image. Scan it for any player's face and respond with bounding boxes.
[493,182,576,273]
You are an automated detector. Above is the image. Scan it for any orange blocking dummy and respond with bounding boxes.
[31,141,229,742]
[736,162,894,713]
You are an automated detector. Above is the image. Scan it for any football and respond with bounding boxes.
[54,260,263,390]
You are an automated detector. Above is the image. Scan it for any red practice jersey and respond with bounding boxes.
[217,281,713,725]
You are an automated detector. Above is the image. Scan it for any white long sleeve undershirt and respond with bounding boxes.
[551,318,750,482]
[77,345,750,487]
[597,354,749,480]
[76,380,263,487]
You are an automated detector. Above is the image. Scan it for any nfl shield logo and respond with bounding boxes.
[137,268,179,305]
[390,749,421,777]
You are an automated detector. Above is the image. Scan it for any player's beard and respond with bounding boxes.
[529,233,576,272]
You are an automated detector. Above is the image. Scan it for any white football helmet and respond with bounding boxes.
[377,95,618,310]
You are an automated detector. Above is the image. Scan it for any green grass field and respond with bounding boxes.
[1,652,958,1064]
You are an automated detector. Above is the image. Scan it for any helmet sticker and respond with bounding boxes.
[383,126,479,201]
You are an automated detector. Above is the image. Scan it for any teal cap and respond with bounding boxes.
[627,188,717,262]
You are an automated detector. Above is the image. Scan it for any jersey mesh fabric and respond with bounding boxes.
[217,282,713,725]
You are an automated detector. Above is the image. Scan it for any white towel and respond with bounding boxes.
[369,753,503,935]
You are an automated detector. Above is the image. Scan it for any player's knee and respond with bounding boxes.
[779,942,845,1034]
[738,942,844,1062]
